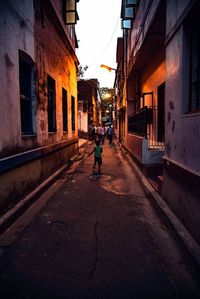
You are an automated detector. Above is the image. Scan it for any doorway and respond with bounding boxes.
[157,83,165,142]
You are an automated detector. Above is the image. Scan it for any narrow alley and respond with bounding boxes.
[0,141,199,299]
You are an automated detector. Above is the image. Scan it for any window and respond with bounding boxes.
[62,88,68,132]
[184,4,200,113]
[62,0,78,25]
[189,20,200,111]
[157,83,165,142]
[71,95,75,131]
[19,52,33,134]
[121,19,132,29]
[127,0,138,5]
[47,76,56,132]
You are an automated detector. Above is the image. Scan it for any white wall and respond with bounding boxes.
[163,0,200,244]
[78,111,88,133]
[0,0,35,152]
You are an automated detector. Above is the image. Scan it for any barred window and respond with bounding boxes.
[62,88,68,132]
[47,76,56,132]
[189,20,200,111]
[71,95,75,131]
[184,3,200,113]
[19,51,34,134]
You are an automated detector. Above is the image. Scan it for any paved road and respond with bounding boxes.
[0,141,200,298]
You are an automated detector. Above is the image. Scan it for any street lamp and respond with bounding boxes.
[100,64,116,72]
[104,93,112,99]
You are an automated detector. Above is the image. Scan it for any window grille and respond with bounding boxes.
[47,76,56,132]
[189,20,200,111]
[19,55,33,134]
[71,95,75,131]
[62,88,68,132]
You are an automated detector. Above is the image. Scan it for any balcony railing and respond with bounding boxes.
[128,106,164,150]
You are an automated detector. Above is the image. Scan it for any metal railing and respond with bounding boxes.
[128,106,165,150]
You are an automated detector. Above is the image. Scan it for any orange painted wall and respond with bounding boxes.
[140,52,166,107]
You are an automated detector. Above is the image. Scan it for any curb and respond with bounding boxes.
[0,140,91,236]
[0,163,69,235]
[116,142,200,270]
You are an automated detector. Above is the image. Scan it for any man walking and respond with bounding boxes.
[107,125,113,144]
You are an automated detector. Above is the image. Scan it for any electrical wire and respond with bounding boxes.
[89,16,120,67]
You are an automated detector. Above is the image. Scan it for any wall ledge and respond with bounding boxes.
[163,156,200,189]
[0,138,78,174]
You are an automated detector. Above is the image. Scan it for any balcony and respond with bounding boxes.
[128,106,164,150]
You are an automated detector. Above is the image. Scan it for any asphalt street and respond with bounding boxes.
[0,140,200,299]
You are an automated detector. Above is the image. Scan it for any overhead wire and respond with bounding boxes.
[88,16,120,68]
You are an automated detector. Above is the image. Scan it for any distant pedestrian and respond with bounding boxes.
[100,125,105,144]
[89,139,103,175]
[91,124,97,141]
[104,125,108,139]
[107,125,113,144]
[97,124,101,141]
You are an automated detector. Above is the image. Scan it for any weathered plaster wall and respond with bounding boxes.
[0,139,77,216]
[0,0,35,154]
[125,134,164,165]
[163,167,200,244]
[78,110,88,133]
[0,1,79,215]
[165,27,200,172]
[142,140,164,164]
[0,159,41,214]
[125,133,143,162]
[35,0,78,146]
[165,0,200,171]
[163,0,200,244]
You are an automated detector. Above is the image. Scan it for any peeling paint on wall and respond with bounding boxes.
[167,111,171,123]
[4,53,14,68]
[36,76,47,112]
[172,120,175,132]
[166,141,171,157]
[169,100,174,110]
[39,120,46,131]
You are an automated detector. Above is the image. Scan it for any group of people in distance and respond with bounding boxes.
[91,124,113,145]
[90,124,113,175]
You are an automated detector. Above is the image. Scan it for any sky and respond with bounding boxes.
[76,0,122,88]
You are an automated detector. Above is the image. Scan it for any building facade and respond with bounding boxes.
[0,0,79,215]
[116,0,166,174]
[163,0,200,244]
[78,79,101,138]
[115,0,200,244]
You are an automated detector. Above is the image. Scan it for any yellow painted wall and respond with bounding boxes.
[35,1,78,146]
